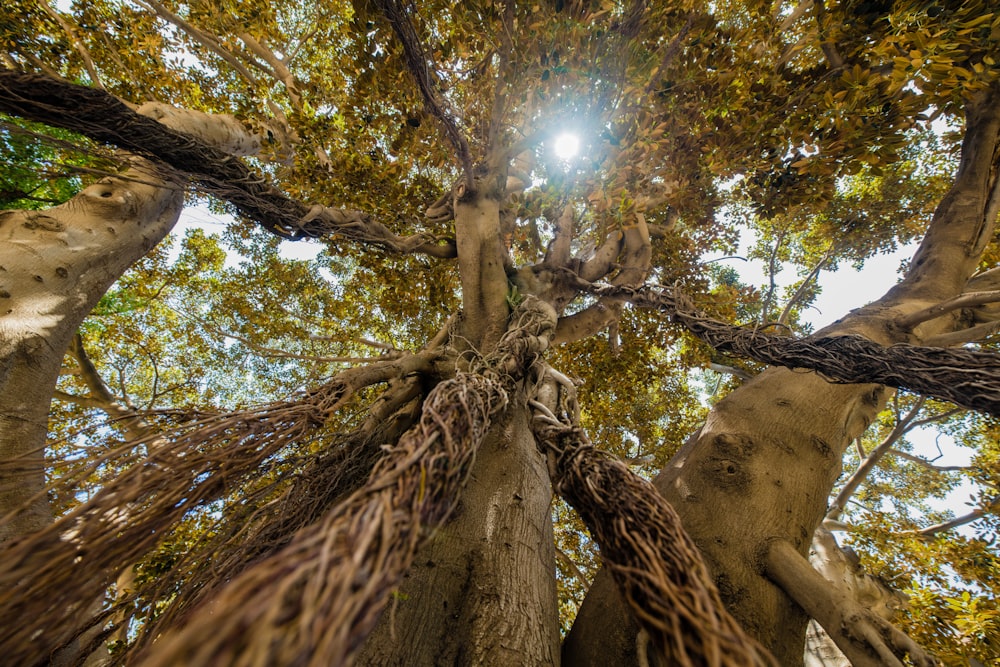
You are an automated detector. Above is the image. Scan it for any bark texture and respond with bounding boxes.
[0,174,183,541]
[566,82,1000,664]
[357,401,560,667]
[0,104,259,543]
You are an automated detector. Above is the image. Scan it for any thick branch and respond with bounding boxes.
[372,0,474,185]
[896,289,1000,329]
[586,281,1000,416]
[892,82,1000,301]
[0,70,456,256]
[764,539,935,667]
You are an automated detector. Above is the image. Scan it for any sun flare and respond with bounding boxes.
[553,133,580,160]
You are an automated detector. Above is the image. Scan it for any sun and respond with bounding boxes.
[553,133,580,160]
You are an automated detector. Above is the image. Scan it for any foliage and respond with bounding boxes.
[3,0,1000,663]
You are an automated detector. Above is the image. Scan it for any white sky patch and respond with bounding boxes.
[553,133,580,160]
[168,204,324,267]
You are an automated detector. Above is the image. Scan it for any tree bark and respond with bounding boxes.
[357,400,560,666]
[566,82,1000,664]
[0,101,264,543]
[0,173,184,543]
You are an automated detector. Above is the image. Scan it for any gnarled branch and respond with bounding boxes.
[764,538,935,667]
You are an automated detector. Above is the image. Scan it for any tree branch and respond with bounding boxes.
[778,246,832,326]
[896,290,1000,329]
[911,498,999,537]
[892,81,1000,301]
[812,0,844,69]
[0,69,457,257]
[209,326,401,365]
[555,547,591,596]
[135,0,262,87]
[923,319,1000,347]
[826,397,926,521]
[888,449,971,472]
[759,231,785,325]
[371,0,474,187]
[764,539,935,667]
[708,362,754,380]
[583,281,1000,416]
[39,2,104,90]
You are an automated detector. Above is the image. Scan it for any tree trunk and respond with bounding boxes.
[0,104,260,544]
[566,82,1000,664]
[0,175,184,542]
[357,399,560,666]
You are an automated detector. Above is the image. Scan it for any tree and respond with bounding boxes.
[0,0,998,665]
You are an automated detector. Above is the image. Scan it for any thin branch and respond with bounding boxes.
[826,397,927,521]
[778,246,832,326]
[67,334,154,441]
[52,390,110,410]
[643,15,694,96]
[909,407,963,429]
[212,326,399,365]
[912,498,998,537]
[486,0,515,152]
[759,232,785,325]
[372,0,474,187]
[555,547,591,596]
[235,32,299,104]
[135,0,261,87]
[888,449,972,472]
[39,1,105,90]
[235,31,334,168]
[708,362,754,380]
[897,290,1000,329]
[812,0,845,69]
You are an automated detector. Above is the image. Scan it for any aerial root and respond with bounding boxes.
[529,398,777,665]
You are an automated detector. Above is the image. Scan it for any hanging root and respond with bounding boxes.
[0,353,436,666]
[131,296,557,667]
[126,381,427,658]
[529,373,776,667]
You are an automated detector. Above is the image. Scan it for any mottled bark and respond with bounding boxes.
[0,103,258,543]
